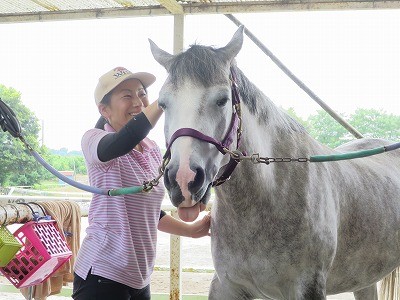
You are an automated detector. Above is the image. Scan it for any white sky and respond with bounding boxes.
[0,10,399,151]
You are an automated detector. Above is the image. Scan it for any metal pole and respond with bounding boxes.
[225,14,364,139]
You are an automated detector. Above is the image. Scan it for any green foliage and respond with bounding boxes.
[0,85,87,187]
[0,84,48,186]
[349,108,400,142]
[306,110,351,148]
[45,152,87,175]
[284,107,308,128]
[289,108,400,149]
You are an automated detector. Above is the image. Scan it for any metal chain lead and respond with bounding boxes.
[142,156,170,192]
[223,149,309,165]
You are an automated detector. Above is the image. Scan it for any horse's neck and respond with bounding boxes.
[218,104,326,208]
[235,73,319,155]
[239,103,323,157]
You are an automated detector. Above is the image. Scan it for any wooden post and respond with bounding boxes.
[170,209,182,300]
[170,13,185,300]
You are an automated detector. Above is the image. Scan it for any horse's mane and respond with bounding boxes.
[235,67,306,134]
[169,44,229,87]
[169,44,306,134]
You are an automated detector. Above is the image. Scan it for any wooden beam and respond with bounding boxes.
[28,0,59,11]
[111,0,135,8]
[0,203,45,226]
[0,196,90,222]
[173,14,184,54]
[2,1,400,23]
[156,0,184,14]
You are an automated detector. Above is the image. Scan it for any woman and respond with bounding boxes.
[72,67,211,300]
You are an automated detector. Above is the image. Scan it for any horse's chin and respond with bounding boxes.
[177,185,211,222]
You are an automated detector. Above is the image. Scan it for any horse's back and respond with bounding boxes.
[326,137,400,294]
[335,138,398,154]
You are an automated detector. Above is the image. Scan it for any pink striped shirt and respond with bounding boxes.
[74,123,165,289]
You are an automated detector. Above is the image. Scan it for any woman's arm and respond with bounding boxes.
[97,113,152,162]
[158,212,211,238]
[97,100,163,162]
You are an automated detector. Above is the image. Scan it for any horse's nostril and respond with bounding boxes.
[189,167,205,193]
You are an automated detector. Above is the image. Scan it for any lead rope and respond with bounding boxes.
[223,142,400,165]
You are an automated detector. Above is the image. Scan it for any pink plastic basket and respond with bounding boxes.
[0,220,72,288]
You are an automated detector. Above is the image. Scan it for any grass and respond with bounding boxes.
[33,175,89,193]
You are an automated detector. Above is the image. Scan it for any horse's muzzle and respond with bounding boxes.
[164,163,209,221]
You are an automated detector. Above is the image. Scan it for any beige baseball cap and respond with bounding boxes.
[94,67,156,106]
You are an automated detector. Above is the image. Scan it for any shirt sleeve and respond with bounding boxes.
[159,210,166,220]
[97,113,152,162]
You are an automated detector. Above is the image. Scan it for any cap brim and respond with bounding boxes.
[95,71,156,106]
[124,72,156,89]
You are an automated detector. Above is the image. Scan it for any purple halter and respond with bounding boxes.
[164,67,243,187]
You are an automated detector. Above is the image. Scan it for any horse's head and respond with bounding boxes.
[149,26,244,222]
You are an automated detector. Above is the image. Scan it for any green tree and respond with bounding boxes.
[305,108,400,149]
[0,85,48,186]
[45,152,86,175]
[306,110,351,148]
[284,107,308,128]
[349,108,400,141]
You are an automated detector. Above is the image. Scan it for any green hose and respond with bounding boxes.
[310,146,386,162]
[108,185,144,196]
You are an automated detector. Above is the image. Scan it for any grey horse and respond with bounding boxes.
[149,26,400,299]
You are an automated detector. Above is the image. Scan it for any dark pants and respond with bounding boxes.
[72,272,151,300]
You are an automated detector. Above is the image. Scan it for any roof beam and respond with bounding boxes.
[155,0,184,14]
[1,1,400,23]
[110,0,135,7]
[185,0,400,13]
[28,0,59,11]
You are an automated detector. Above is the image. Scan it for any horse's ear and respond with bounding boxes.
[218,25,244,64]
[149,39,174,72]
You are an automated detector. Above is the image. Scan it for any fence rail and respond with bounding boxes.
[0,192,213,300]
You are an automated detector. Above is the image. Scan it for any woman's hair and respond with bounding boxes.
[95,80,148,129]
[95,116,107,129]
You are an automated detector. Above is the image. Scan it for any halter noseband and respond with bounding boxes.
[163,67,243,187]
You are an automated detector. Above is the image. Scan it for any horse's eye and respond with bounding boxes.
[158,102,167,111]
[216,97,229,107]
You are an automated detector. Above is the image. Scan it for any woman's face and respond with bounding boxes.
[100,78,149,132]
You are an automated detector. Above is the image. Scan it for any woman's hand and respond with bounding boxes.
[188,212,211,238]
[158,211,211,238]
[143,99,163,128]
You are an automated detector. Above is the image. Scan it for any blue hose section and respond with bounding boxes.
[30,150,109,195]
[385,142,400,152]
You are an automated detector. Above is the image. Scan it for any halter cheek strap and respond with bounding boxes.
[164,67,243,187]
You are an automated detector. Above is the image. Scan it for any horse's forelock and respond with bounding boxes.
[169,45,229,87]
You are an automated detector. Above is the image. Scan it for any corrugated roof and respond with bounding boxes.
[1,0,400,23]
